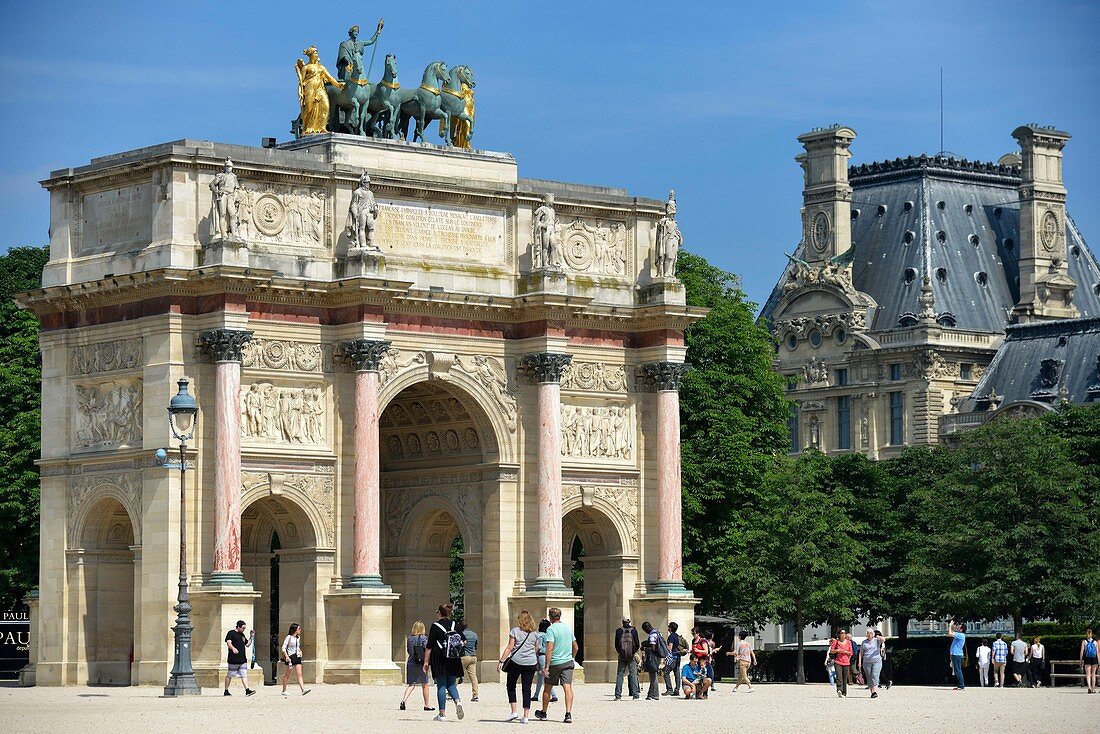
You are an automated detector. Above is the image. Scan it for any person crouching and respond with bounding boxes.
[681,654,711,699]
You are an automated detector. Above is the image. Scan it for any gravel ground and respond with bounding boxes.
[3,680,1097,733]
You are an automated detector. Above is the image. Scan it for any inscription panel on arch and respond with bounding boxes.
[376,199,506,264]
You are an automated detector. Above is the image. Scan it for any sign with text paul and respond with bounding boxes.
[0,606,30,680]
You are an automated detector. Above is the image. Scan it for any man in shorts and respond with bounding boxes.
[536,607,577,724]
[224,620,256,696]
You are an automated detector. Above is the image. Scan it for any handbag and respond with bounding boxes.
[502,631,533,673]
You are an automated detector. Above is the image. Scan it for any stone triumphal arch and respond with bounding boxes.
[20,134,704,686]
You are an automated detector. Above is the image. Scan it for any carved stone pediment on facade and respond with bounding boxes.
[800,400,826,412]
[775,310,867,344]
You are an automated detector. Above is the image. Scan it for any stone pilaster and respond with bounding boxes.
[523,352,572,590]
[643,361,692,594]
[200,328,253,584]
[339,339,391,588]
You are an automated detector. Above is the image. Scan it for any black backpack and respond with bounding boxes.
[435,621,465,660]
[411,636,426,665]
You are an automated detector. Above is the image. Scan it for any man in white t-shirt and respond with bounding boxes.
[975,639,992,687]
[1009,633,1029,687]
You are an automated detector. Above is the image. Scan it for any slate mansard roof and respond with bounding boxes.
[760,154,1100,331]
[967,317,1100,410]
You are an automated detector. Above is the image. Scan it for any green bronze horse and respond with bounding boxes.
[399,61,448,143]
[367,53,415,139]
[325,53,372,135]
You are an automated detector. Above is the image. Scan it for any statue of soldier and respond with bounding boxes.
[209,158,241,240]
[336,19,384,81]
[532,193,561,269]
[654,190,682,278]
[346,171,379,251]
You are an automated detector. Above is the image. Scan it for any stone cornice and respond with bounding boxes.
[849,153,1021,188]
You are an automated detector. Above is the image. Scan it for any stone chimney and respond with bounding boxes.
[1012,124,1078,321]
[796,125,856,265]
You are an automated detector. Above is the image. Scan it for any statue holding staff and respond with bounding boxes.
[336,20,384,81]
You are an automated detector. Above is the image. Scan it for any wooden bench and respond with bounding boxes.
[1048,659,1088,688]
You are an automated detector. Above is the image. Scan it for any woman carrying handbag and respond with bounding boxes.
[499,610,541,723]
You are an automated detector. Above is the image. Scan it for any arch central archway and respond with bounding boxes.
[380,379,499,666]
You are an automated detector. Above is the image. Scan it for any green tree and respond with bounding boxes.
[907,415,1098,631]
[0,246,48,608]
[734,451,865,682]
[676,251,790,619]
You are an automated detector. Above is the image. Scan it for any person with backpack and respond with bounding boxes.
[423,603,465,722]
[613,617,640,700]
[663,621,687,696]
[498,610,541,723]
[1079,628,1098,694]
[640,621,667,701]
[401,621,433,712]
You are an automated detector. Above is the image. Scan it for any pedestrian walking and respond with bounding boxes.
[947,621,967,690]
[1028,636,1046,688]
[613,617,640,700]
[829,630,853,698]
[424,603,465,722]
[857,629,883,699]
[532,619,557,704]
[875,631,892,689]
[975,639,992,687]
[640,621,666,700]
[1079,628,1098,694]
[991,633,1009,687]
[535,607,577,724]
[663,621,687,696]
[705,630,722,689]
[726,630,756,692]
[223,620,256,697]
[499,610,540,723]
[279,623,311,697]
[1010,632,1029,687]
[825,638,837,686]
[458,619,480,702]
[400,621,433,712]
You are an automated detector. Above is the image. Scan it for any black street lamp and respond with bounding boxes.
[162,378,201,696]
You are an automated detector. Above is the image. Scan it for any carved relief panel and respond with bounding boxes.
[68,471,143,544]
[560,401,634,463]
[241,382,327,446]
[242,338,331,373]
[71,339,143,374]
[560,361,629,393]
[555,219,628,276]
[74,379,143,450]
[234,183,329,248]
[562,483,639,555]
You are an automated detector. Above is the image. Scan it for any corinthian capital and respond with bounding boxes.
[200,329,254,363]
[338,339,391,372]
[642,361,691,391]
[523,352,573,384]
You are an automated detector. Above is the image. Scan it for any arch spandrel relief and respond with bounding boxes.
[562,484,639,555]
[383,479,483,556]
[240,471,334,548]
[67,471,143,546]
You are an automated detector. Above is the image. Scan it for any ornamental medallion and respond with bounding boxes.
[253,193,286,236]
[811,211,830,253]
[1040,209,1059,252]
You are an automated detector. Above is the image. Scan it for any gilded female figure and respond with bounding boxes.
[296,46,343,135]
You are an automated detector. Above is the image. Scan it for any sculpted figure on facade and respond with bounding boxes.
[560,404,632,460]
[209,158,241,240]
[335,20,384,82]
[242,383,326,444]
[802,356,829,385]
[560,361,628,392]
[75,380,143,449]
[296,46,343,136]
[654,190,682,278]
[346,172,380,252]
[457,354,517,430]
[531,193,561,270]
[71,339,143,375]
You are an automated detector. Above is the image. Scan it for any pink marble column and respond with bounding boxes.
[202,329,253,584]
[645,361,691,593]
[343,339,390,588]
[524,352,572,590]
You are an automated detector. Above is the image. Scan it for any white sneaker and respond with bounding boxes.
[455,703,464,720]
[506,713,520,722]
[433,714,446,722]
[281,691,289,698]
[520,717,528,724]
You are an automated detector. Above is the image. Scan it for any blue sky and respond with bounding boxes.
[1,1,1097,307]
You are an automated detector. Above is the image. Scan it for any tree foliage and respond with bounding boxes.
[676,251,790,616]
[0,246,48,608]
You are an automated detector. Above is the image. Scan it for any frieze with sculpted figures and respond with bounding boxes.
[71,339,143,375]
[74,379,143,449]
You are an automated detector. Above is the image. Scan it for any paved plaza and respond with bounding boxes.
[3,681,1097,733]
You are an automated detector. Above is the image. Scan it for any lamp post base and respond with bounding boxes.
[163,676,202,697]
